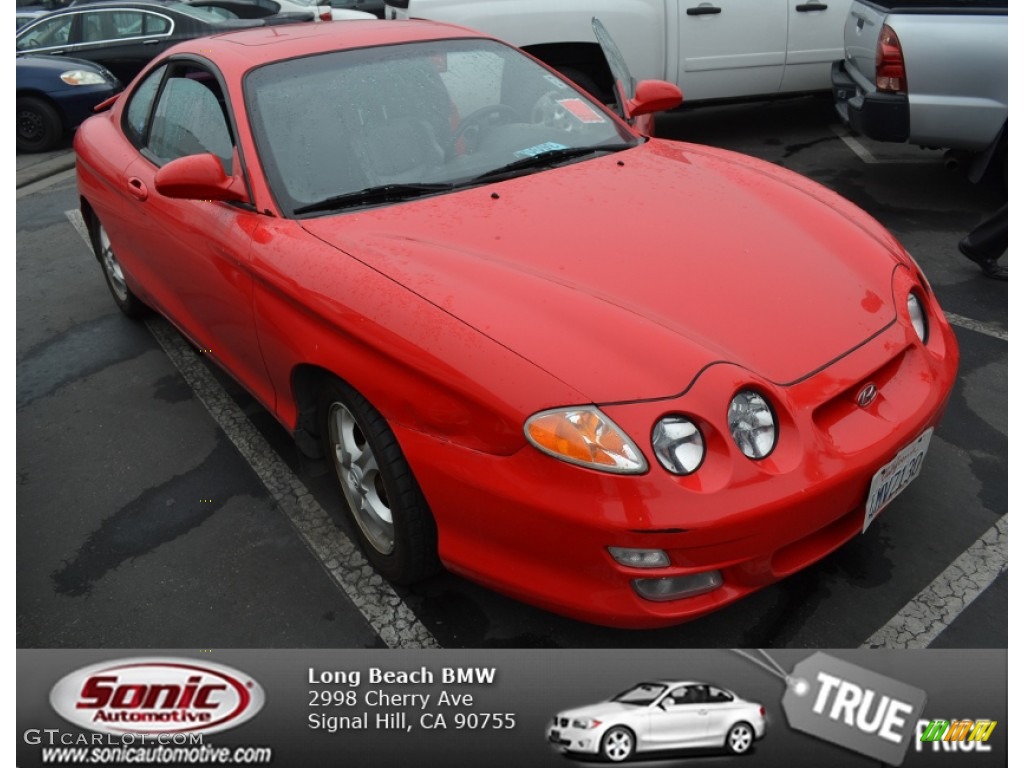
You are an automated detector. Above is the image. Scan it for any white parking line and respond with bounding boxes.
[66,210,440,650]
[861,514,1007,649]
[944,312,1008,342]
[831,126,938,165]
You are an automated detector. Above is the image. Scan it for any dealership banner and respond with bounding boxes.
[16,649,1005,767]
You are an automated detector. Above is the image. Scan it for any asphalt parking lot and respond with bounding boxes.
[16,95,1006,650]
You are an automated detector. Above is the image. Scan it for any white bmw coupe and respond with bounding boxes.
[547,681,766,761]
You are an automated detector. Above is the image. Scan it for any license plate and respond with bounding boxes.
[863,428,932,532]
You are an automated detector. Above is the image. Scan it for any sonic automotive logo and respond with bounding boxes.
[50,658,265,735]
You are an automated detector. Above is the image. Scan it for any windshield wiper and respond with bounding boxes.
[293,182,456,215]
[470,144,635,183]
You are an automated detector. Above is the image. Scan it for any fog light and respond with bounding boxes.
[608,547,670,568]
[633,571,722,601]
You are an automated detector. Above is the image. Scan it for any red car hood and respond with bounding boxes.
[301,140,903,403]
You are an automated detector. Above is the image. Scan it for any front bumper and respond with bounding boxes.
[394,282,958,628]
[546,724,600,755]
[832,60,909,143]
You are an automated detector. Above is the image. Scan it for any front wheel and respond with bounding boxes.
[725,722,755,755]
[318,378,439,584]
[599,726,635,762]
[17,96,62,153]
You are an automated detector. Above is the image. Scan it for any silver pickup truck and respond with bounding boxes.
[831,0,1007,181]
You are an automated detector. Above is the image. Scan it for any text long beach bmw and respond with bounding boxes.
[74,19,958,628]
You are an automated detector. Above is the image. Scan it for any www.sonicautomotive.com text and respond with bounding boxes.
[38,744,272,765]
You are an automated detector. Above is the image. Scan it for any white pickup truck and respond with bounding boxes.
[831,0,1007,180]
[384,0,847,103]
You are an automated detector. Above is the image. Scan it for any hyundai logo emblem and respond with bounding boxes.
[857,383,878,408]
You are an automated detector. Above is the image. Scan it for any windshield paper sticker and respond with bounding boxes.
[557,99,606,124]
[513,142,568,158]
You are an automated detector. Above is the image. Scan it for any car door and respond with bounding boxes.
[703,685,743,744]
[780,0,844,93]
[642,686,710,750]
[111,60,275,409]
[674,0,787,101]
[75,8,176,84]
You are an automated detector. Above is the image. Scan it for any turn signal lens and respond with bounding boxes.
[525,407,647,474]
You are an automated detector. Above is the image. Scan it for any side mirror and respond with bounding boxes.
[626,79,683,118]
[154,153,248,204]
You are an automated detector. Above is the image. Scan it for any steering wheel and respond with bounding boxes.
[451,104,519,154]
[532,91,577,134]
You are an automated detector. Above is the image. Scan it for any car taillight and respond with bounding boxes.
[875,24,906,93]
[760,706,765,717]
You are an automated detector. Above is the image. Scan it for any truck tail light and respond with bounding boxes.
[875,24,907,93]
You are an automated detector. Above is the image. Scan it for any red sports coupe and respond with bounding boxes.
[75,20,959,628]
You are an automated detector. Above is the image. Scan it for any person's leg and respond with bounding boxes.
[959,204,1008,280]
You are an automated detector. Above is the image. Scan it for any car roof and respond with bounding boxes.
[172,19,484,67]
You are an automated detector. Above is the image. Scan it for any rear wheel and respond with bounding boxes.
[91,217,148,318]
[319,378,439,584]
[725,722,754,755]
[17,96,62,153]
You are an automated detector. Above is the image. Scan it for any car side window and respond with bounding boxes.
[16,15,73,50]
[671,686,707,705]
[708,686,733,703]
[124,64,167,147]
[143,12,172,35]
[146,67,235,171]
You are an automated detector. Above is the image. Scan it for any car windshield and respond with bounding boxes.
[245,38,639,216]
[612,684,667,706]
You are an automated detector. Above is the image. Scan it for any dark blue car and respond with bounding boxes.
[16,54,121,152]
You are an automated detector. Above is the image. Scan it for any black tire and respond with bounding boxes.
[724,722,755,755]
[89,215,148,318]
[599,726,635,763]
[318,378,439,584]
[17,96,63,153]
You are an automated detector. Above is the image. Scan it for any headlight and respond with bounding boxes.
[525,407,647,474]
[60,70,107,86]
[652,416,705,474]
[907,292,928,343]
[572,718,602,729]
[727,391,776,459]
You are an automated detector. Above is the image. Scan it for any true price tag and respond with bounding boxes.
[782,652,927,766]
